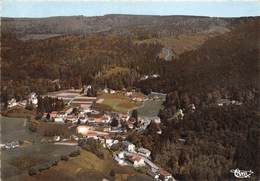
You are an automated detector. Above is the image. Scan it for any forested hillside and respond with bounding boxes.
[1,15,259,180]
[1,15,233,36]
[1,16,259,98]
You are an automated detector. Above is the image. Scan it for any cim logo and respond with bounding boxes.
[230,168,254,179]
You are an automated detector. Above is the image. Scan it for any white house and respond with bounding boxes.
[3,141,20,149]
[103,88,109,93]
[123,141,135,152]
[152,74,160,78]
[190,103,196,111]
[147,170,160,180]
[140,75,149,80]
[125,92,133,96]
[138,147,151,158]
[216,99,232,106]
[174,109,184,120]
[83,85,92,95]
[110,89,116,94]
[105,138,118,148]
[113,154,125,165]
[77,117,87,124]
[8,98,17,108]
[53,136,61,142]
[118,151,125,159]
[29,92,38,105]
[65,108,73,115]
[54,117,65,123]
[153,117,161,124]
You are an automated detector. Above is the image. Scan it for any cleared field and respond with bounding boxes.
[0,116,39,143]
[19,150,148,181]
[1,143,80,180]
[18,150,116,181]
[135,33,210,55]
[95,93,141,113]
[0,116,79,181]
[46,89,82,101]
[4,108,35,119]
[133,93,166,117]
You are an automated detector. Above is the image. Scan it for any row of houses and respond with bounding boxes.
[7,92,38,108]
[42,110,112,125]
[0,141,20,150]
[140,74,160,81]
[113,141,174,181]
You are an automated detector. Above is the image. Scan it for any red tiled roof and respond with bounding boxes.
[127,155,142,162]
[160,168,172,177]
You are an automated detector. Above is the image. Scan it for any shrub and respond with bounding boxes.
[110,169,116,177]
[52,160,59,166]
[69,150,80,157]
[38,163,51,172]
[61,155,69,161]
[28,167,38,176]
[79,138,105,159]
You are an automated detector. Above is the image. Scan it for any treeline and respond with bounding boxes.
[37,96,65,113]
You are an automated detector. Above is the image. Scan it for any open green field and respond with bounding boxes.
[0,116,79,181]
[1,144,80,180]
[134,98,164,117]
[130,93,166,117]
[0,116,39,143]
[95,93,141,113]
[4,108,35,119]
[18,150,144,181]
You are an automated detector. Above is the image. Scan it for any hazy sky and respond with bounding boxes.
[2,0,260,18]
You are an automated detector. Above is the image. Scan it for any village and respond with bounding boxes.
[3,80,246,181]
[4,85,176,181]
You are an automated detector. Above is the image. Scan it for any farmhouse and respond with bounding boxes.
[113,154,125,165]
[104,137,119,148]
[54,117,64,123]
[118,151,125,159]
[152,116,161,124]
[147,170,160,180]
[132,95,145,102]
[119,113,130,121]
[125,92,133,96]
[216,98,242,106]
[110,89,116,94]
[138,147,151,158]
[126,154,145,167]
[103,88,109,93]
[8,98,17,108]
[123,141,135,152]
[87,114,111,124]
[65,115,77,122]
[159,168,173,181]
[77,125,94,136]
[28,92,38,105]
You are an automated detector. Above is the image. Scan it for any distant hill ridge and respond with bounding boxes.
[2,14,259,37]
